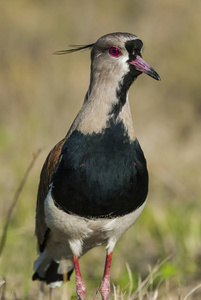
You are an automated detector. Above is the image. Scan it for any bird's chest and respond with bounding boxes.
[52,125,148,218]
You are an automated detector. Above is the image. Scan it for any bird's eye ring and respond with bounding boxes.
[109,47,122,57]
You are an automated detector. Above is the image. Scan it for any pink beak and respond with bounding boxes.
[129,55,161,81]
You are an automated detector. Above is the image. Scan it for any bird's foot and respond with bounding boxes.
[99,252,113,300]
[99,275,110,300]
[76,277,87,300]
[73,255,87,300]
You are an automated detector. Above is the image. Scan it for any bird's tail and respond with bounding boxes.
[32,250,74,288]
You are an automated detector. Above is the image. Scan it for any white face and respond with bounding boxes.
[90,34,144,83]
[91,33,160,82]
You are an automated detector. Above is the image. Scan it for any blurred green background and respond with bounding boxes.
[0,0,201,299]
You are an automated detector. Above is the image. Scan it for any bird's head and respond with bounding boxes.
[90,32,160,83]
[54,32,160,97]
[55,32,160,83]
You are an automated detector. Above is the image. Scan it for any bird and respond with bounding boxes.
[32,32,160,300]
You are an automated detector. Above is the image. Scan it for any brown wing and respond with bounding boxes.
[35,138,65,250]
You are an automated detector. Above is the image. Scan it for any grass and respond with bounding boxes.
[1,258,201,299]
[1,0,201,299]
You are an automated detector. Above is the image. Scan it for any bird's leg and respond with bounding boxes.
[73,255,87,300]
[99,252,113,300]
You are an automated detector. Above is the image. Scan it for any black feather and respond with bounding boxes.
[51,119,148,218]
[32,260,74,284]
[53,43,95,55]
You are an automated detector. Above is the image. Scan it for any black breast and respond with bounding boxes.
[51,120,148,218]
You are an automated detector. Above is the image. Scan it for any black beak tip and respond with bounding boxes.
[148,67,161,81]
[156,73,161,81]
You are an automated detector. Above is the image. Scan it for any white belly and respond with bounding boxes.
[44,185,147,258]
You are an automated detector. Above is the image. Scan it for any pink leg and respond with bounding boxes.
[73,255,87,300]
[99,252,113,300]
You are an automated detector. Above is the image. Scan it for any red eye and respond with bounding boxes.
[109,47,122,57]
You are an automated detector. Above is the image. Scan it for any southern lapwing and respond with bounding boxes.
[33,32,160,300]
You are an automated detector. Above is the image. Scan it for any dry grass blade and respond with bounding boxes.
[130,256,171,299]
[0,281,5,289]
[113,284,126,300]
[61,259,68,300]
[0,149,42,257]
[0,279,6,300]
[183,283,201,300]
[126,263,134,299]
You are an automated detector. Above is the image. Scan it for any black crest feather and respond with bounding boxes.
[53,43,95,55]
